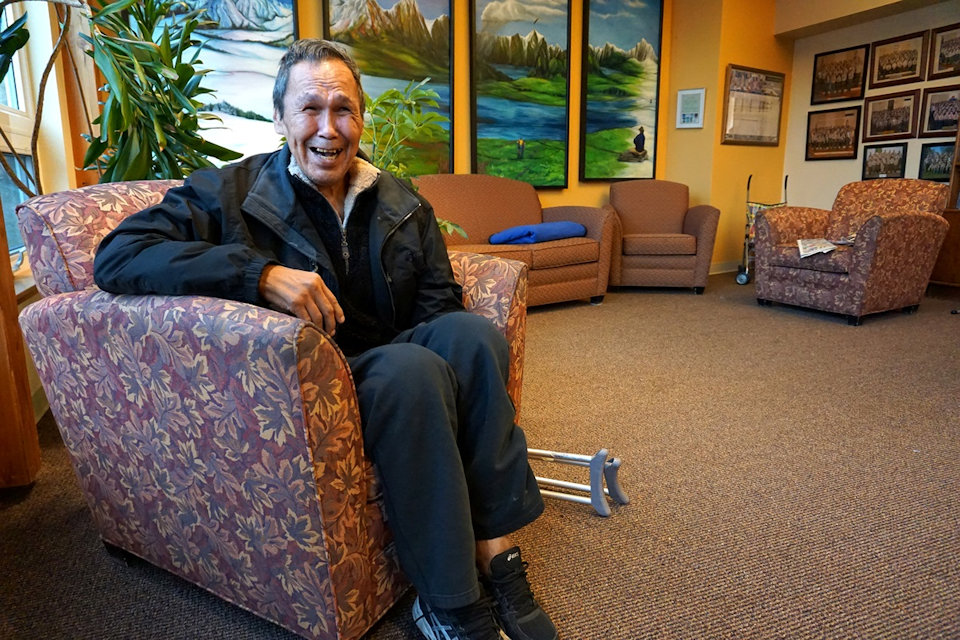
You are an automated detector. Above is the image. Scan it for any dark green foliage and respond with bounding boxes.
[81,0,241,182]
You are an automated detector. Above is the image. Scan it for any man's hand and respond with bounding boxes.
[259,264,345,334]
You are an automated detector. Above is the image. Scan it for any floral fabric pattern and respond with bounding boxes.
[16,180,183,297]
[17,182,530,639]
[754,180,950,321]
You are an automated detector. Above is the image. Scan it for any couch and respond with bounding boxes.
[15,180,530,640]
[603,179,720,293]
[754,178,950,325]
[413,173,616,307]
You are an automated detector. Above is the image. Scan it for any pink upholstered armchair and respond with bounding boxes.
[604,180,720,294]
[15,181,529,640]
[754,179,949,325]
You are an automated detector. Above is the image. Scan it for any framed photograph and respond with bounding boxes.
[928,22,960,80]
[579,0,663,181]
[326,0,454,175]
[869,30,929,89]
[920,84,960,137]
[805,106,862,161]
[721,64,785,146]
[918,142,955,181]
[861,143,907,180]
[676,88,705,128]
[862,89,920,142]
[811,44,869,104]
[179,1,298,160]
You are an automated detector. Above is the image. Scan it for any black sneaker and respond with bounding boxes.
[482,547,558,640]
[413,594,508,640]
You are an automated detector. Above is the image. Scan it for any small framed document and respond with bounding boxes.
[676,88,705,129]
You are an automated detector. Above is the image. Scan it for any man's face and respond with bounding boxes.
[274,59,364,196]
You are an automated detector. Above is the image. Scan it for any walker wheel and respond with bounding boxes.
[736,272,749,285]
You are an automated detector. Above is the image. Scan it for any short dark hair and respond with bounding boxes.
[273,39,365,117]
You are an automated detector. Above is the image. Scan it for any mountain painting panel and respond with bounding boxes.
[180,0,297,161]
[471,0,571,188]
[328,0,453,175]
[580,0,662,181]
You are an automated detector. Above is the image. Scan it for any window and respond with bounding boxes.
[0,4,35,265]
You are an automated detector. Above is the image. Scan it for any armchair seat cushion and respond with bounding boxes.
[768,244,852,274]
[622,233,696,256]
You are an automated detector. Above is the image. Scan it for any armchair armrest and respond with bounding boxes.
[18,290,403,638]
[682,204,720,238]
[542,205,616,294]
[853,212,949,311]
[542,205,614,242]
[757,206,832,244]
[448,250,528,418]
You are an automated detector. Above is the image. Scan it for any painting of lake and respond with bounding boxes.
[182,0,297,161]
[472,0,570,187]
[580,0,662,180]
[328,0,453,175]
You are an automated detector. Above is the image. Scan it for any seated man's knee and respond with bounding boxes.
[431,312,508,361]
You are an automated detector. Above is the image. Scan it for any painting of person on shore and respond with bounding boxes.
[580,0,662,180]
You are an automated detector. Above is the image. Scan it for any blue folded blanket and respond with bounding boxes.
[489,221,587,244]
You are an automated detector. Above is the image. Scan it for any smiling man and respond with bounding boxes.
[94,39,557,640]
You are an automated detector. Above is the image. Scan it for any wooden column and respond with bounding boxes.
[0,209,40,488]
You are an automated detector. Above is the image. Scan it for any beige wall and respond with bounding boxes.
[775,0,944,37]
[782,0,960,209]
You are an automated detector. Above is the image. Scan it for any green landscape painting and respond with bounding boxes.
[472,0,570,187]
[581,0,662,180]
[327,0,453,174]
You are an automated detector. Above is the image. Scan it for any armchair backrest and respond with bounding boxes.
[16,180,182,297]
[413,174,543,245]
[827,178,950,240]
[608,180,690,234]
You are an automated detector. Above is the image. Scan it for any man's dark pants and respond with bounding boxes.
[348,312,544,609]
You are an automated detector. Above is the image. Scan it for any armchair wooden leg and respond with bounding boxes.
[590,295,604,305]
[901,305,919,313]
[757,298,772,306]
[693,287,704,295]
[846,315,862,326]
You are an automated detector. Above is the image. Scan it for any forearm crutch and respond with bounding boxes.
[528,448,629,517]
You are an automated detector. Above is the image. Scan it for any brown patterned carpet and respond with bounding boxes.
[3,275,959,639]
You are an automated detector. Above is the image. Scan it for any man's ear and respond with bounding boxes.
[273,111,286,136]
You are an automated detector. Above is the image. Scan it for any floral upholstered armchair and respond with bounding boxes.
[753,178,949,325]
[16,181,529,640]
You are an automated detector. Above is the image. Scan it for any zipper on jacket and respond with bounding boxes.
[340,228,350,274]
[378,202,420,323]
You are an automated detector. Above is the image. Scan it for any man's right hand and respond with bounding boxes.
[258,264,345,335]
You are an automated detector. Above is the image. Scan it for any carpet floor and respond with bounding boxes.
[3,276,959,639]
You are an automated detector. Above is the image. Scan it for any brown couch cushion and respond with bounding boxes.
[622,233,696,256]
[456,243,533,265]
[530,238,599,269]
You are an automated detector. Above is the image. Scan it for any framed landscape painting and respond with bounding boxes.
[805,106,861,160]
[188,1,298,160]
[811,44,868,105]
[579,0,663,181]
[326,0,454,175]
[471,0,571,187]
[918,142,955,181]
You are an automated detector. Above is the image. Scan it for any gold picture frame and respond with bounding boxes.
[721,64,785,146]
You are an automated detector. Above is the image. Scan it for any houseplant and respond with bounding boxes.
[363,78,464,237]
[80,0,241,181]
